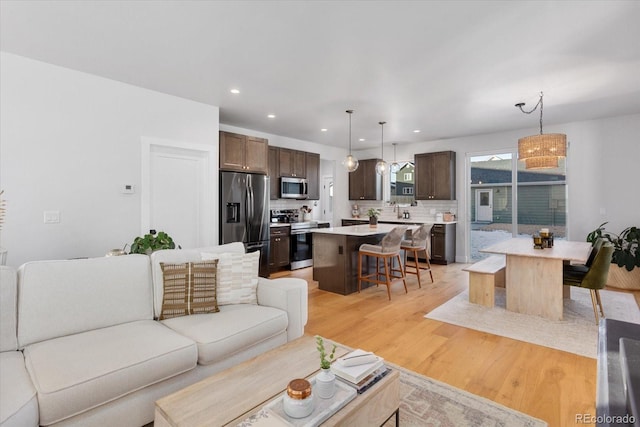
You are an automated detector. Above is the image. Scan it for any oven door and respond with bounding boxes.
[290,230,313,269]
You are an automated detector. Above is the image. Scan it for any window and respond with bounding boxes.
[468,151,567,261]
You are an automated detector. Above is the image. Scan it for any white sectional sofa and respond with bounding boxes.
[0,243,308,427]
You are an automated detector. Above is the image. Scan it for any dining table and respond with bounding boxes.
[480,237,593,320]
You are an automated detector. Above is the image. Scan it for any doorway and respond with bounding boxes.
[141,137,215,249]
[321,176,333,223]
[475,189,493,222]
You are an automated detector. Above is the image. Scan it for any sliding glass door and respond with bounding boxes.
[468,152,567,261]
[516,159,567,239]
[469,153,514,260]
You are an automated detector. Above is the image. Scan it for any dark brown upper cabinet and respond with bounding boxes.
[278,148,306,178]
[415,151,456,200]
[305,152,320,200]
[219,131,269,174]
[349,159,382,200]
[268,146,280,199]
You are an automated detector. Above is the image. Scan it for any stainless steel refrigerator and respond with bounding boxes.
[219,171,270,277]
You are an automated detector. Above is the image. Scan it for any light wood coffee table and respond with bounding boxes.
[154,335,400,426]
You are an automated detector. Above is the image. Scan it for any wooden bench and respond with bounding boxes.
[462,255,506,307]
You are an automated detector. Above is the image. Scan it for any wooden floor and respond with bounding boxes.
[271,263,640,427]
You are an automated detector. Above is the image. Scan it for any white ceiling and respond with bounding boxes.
[2,1,640,150]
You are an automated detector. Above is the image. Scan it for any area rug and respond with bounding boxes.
[383,364,547,427]
[425,287,640,358]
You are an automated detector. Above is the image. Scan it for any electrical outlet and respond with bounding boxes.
[122,184,135,194]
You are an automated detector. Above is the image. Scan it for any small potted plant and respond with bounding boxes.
[130,230,178,255]
[367,208,381,227]
[315,336,337,399]
[587,222,640,290]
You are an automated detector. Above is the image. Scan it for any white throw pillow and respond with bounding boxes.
[201,251,259,305]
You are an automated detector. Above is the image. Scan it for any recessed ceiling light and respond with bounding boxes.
[230,89,240,94]
[321,128,328,132]
[359,138,365,142]
[413,130,421,133]
[267,114,276,119]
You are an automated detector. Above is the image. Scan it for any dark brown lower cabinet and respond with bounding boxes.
[430,223,456,264]
[269,227,290,271]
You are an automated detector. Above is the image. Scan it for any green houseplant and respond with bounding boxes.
[130,230,177,255]
[587,222,639,271]
[587,222,640,289]
[367,208,381,226]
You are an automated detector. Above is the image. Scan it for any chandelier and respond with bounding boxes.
[515,92,566,169]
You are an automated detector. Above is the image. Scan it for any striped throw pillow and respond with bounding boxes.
[201,251,259,305]
[159,260,220,320]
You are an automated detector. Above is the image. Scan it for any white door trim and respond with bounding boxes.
[141,136,217,247]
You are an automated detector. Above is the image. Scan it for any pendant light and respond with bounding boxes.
[390,142,400,173]
[515,92,567,169]
[375,121,388,176]
[342,110,359,172]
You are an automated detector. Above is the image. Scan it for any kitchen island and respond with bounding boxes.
[311,224,414,295]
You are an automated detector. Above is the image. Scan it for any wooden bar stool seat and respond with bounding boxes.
[358,226,408,300]
[400,224,434,288]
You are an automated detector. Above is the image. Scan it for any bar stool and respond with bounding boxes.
[358,226,408,300]
[400,224,433,288]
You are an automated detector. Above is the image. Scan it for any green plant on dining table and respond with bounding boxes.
[316,336,337,369]
[587,222,640,272]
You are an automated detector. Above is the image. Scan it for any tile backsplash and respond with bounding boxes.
[269,198,457,223]
[349,200,458,222]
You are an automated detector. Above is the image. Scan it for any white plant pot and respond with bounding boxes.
[315,368,336,399]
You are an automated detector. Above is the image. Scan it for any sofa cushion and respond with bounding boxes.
[22,320,197,425]
[201,251,259,305]
[0,351,38,427]
[159,260,220,319]
[17,255,153,348]
[150,243,245,317]
[161,304,288,365]
[0,266,18,352]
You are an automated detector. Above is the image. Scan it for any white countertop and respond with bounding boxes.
[270,223,291,227]
[312,224,418,236]
[343,218,457,225]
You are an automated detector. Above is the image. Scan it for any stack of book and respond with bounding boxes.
[331,349,390,394]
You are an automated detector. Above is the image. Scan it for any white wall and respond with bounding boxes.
[0,53,220,267]
[354,114,640,262]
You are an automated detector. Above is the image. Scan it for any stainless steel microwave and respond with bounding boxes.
[280,177,308,199]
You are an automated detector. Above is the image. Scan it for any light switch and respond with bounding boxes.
[44,210,60,224]
[122,184,135,194]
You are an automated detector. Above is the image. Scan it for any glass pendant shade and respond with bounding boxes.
[343,110,359,172]
[375,160,388,175]
[390,143,400,173]
[343,154,359,172]
[376,121,388,176]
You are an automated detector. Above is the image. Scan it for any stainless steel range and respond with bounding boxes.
[290,221,318,270]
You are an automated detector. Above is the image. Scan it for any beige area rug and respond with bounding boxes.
[425,287,640,358]
[383,364,547,427]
